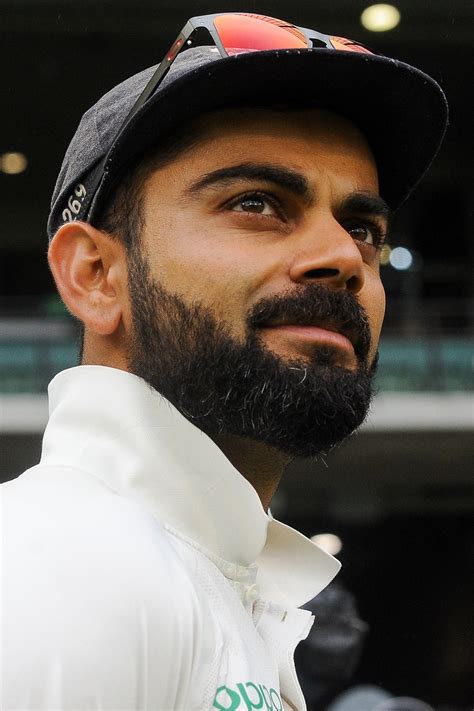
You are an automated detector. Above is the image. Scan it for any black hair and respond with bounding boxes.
[96,125,205,250]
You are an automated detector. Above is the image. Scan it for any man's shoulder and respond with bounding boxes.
[1,463,193,596]
[1,464,214,709]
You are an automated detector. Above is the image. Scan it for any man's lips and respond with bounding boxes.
[258,323,355,354]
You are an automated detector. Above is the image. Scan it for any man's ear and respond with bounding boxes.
[48,222,127,336]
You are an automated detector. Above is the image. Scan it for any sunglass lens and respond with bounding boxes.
[329,35,374,54]
[214,14,307,55]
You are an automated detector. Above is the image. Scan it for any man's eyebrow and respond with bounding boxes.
[185,163,314,201]
[185,164,392,222]
[341,192,392,222]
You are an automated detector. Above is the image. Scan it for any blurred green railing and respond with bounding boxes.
[376,337,473,392]
[0,318,472,394]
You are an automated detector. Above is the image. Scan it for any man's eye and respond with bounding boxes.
[228,192,280,217]
[345,220,386,248]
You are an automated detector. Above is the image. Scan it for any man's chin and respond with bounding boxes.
[188,361,375,460]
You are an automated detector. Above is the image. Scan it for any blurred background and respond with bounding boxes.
[0,1,472,709]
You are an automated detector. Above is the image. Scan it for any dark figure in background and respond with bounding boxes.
[296,581,368,709]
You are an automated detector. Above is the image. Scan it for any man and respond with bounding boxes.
[1,13,447,711]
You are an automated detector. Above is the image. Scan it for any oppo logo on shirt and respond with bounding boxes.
[213,681,283,711]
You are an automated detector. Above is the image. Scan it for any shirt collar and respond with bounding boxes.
[40,366,340,607]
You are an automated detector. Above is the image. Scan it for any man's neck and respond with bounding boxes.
[209,434,290,511]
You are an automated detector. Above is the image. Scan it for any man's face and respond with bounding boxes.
[125,108,387,457]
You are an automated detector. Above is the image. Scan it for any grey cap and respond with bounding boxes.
[48,43,448,240]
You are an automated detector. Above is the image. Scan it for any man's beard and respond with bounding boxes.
[126,247,378,459]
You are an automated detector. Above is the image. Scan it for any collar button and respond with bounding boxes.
[245,583,260,603]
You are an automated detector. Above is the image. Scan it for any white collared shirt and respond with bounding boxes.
[1,366,340,710]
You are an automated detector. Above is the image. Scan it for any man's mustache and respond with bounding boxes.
[247,283,372,362]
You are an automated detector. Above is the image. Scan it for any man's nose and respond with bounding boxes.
[288,215,365,294]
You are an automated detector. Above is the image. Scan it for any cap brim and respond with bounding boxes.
[92,48,448,218]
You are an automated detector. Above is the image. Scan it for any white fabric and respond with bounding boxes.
[1,366,340,710]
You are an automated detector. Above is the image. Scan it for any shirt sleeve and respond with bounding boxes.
[1,469,205,710]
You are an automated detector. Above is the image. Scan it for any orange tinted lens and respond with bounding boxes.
[330,35,374,54]
[214,14,307,54]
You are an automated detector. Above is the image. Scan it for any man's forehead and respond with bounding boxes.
[166,106,379,191]
[149,106,379,200]
[190,106,372,149]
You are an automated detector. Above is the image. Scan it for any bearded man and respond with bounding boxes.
[1,13,447,711]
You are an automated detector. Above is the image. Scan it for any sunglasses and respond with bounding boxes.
[128,13,375,124]
[79,13,375,224]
